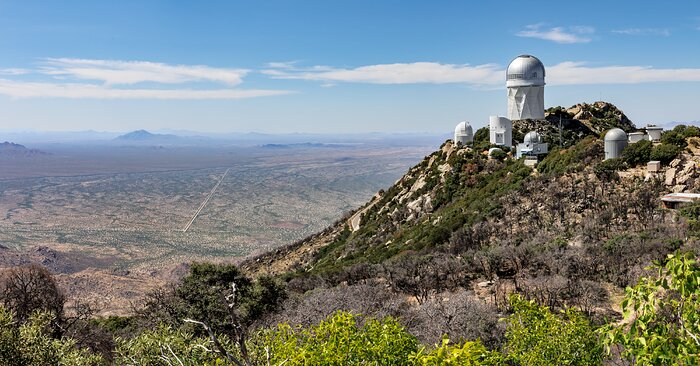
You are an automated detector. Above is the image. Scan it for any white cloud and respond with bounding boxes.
[264,60,700,87]
[263,62,503,85]
[516,24,593,44]
[548,62,700,85]
[0,58,293,100]
[612,28,671,36]
[40,58,249,85]
[0,68,31,75]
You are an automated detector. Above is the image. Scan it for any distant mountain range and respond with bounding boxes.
[0,142,49,156]
[114,130,180,141]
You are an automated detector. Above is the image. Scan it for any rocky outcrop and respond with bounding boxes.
[512,101,636,148]
[663,156,699,192]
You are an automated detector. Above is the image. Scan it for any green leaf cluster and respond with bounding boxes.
[501,295,603,366]
[603,251,700,365]
[0,308,104,366]
[250,311,418,365]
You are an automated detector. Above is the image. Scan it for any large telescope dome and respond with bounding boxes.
[506,55,545,87]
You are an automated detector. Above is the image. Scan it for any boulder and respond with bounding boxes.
[665,168,677,186]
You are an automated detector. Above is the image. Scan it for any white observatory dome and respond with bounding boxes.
[523,131,542,143]
[604,128,628,142]
[506,55,545,87]
[604,128,628,160]
[506,55,546,121]
[454,121,473,145]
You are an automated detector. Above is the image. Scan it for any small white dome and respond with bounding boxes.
[454,121,473,135]
[523,131,542,143]
[604,128,628,142]
[454,121,473,145]
[488,147,503,156]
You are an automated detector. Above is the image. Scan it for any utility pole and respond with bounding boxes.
[559,114,563,147]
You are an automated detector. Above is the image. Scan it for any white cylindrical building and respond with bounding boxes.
[454,121,473,146]
[506,55,545,121]
[489,116,512,147]
[604,128,628,160]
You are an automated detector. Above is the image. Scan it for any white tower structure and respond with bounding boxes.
[489,116,512,147]
[506,55,545,121]
[454,121,473,146]
[604,128,628,160]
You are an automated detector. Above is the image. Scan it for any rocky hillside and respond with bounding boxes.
[510,101,636,147]
[242,102,700,344]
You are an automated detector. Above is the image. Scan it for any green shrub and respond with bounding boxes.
[594,157,626,181]
[0,308,104,366]
[411,338,502,365]
[252,311,418,365]
[621,140,652,166]
[661,127,688,148]
[681,125,700,139]
[537,136,601,175]
[115,325,229,365]
[501,295,603,366]
[603,251,700,365]
[650,143,683,164]
[490,149,507,161]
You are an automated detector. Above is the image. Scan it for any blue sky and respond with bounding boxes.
[0,0,698,134]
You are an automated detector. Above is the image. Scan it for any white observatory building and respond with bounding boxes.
[506,55,545,121]
[454,121,473,146]
[604,128,628,160]
[489,116,512,147]
[516,131,548,158]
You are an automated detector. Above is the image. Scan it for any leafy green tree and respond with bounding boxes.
[251,311,418,365]
[410,337,503,365]
[501,295,603,366]
[681,125,700,139]
[622,140,652,166]
[594,157,626,181]
[141,263,286,337]
[661,127,688,148]
[603,251,700,365]
[650,143,683,164]
[114,324,231,366]
[680,203,700,237]
[0,307,104,366]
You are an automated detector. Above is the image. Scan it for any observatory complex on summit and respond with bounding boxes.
[452,54,549,162]
[452,54,664,165]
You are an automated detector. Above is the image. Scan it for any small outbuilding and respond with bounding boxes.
[647,161,661,173]
[646,125,663,142]
[604,128,628,160]
[661,193,700,209]
[628,132,648,143]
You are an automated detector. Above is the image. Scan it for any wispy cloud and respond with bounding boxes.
[0,68,31,75]
[612,28,671,36]
[0,78,293,100]
[516,24,594,44]
[548,62,700,85]
[40,58,248,85]
[0,58,293,100]
[263,62,503,85]
[265,61,700,86]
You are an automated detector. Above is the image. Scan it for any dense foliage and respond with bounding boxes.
[604,251,700,365]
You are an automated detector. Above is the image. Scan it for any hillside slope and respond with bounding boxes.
[242,103,700,343]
